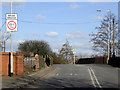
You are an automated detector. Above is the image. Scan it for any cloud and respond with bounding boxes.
[71,43,92,49]
[1,0,27,2]
[24,32,41,40]
[36,14,46,21]
[45,32,59,37]
[66,30,89,40]
[19,40,25,44]
[5,40,26,52]
[70,3,80,9]
[51,42,62,49]
[1,0,119,2]
[71,42,93,56]
[87,0,119,2]
[87,0,101,2]
[1,0,26,7]
[50,41,93,56]
[32,32,41,37]
[95,16,103,21]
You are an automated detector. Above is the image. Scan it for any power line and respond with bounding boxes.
[2,18,101,25]
[19,20,101,24]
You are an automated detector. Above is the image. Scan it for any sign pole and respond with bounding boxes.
[10,0,13,77]
[6,1,17,77]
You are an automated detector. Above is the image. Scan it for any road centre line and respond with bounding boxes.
[88,67,102,88]
[89,68,102,88]
[88,68,96,88]
[56,73,79,76]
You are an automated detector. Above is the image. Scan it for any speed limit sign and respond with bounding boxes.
[6,14,18,32]
[7,21,17,30]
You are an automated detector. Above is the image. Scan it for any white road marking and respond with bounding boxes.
[75,74,78,76]
[88,67,102,88]
[75,65,85,67]
[28,73,36,76]
[90,68,102,88]
[88,68,96,88]
[70,73,73,76]
[56,73,59,76]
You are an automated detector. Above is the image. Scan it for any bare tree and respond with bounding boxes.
[58,40,74,63]
[0,32,11,52]
[90,13,118,56]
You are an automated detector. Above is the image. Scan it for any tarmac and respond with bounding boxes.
[1,65,57,89]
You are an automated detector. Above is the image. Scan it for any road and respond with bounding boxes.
[25,64,119,89]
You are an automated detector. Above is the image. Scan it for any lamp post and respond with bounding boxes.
[97,9,111,64]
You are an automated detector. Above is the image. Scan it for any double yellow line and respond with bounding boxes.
[88,67,102,89]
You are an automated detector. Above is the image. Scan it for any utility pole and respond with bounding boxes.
[110,16,112,58]
[113,16,115,57]
[4,32,5,52]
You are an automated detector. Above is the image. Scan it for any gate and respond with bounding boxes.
[24,56,36,73]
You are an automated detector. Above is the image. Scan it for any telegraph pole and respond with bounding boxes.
[113,17,115,57]
[4,32,5,52]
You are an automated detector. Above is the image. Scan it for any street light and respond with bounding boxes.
[97,10,102,12]
[97,9,111,64]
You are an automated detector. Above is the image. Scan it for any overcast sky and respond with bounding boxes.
[1,1,118,56]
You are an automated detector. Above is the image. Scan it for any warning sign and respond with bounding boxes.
[6,14,18,32]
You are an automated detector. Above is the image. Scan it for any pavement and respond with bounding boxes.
[2,65,57,89]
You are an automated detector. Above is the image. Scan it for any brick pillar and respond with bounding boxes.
[35,54,39,71]
[15,53,24,75]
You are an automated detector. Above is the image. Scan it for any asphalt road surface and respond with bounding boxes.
[26,64,119,89]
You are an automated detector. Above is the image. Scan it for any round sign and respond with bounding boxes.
[7,21,17,30]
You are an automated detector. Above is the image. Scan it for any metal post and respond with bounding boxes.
[74,53,75,64]
[10,0,13,77]
[73,49,76,64]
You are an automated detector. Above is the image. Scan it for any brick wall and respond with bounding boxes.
[0,52,24,76]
